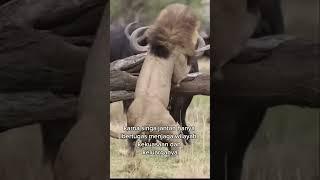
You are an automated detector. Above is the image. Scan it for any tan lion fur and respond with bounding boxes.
[125,3,200,156]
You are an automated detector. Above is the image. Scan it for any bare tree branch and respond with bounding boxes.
[0,33,318,131]
[110,52,146,71]
[0,92,77,132]
[110,90,134,102]
[0,0,103,29]
[215,38,320,108]
[109,71,210,103]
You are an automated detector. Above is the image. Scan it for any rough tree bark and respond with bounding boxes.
[0,35,319,131]
[0,92,77,132]
[0,25,88,93]
[0,1,105,179]
[215,38,320,107]
[0,0,104,30]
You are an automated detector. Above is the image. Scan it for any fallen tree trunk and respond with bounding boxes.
[110,53,146,71]
[0,35,319,131]
[109,72,210,102]
[110,90,134,102]
[215,38,320,108]
[0,26,88,93]
[110,70,137,91]
[0,92,77,132]
[0,0,103,30]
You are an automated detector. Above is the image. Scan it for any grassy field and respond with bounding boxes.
[110,59,210,178]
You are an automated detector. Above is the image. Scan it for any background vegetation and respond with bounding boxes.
[110,0,210,30]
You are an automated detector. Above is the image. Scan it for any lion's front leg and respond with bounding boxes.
[157,113,184,156]
[172,57,191,87]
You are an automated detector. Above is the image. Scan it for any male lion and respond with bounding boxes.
[124,3,209,156]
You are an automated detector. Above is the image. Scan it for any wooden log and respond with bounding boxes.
[0,0,10,6]
[109,72,210,102]
[0,92,77,132]
[63,35,95,47]
[172,72,210,96]
[110,70,137,91]
[48,5,104,36]
[0,34,318,130]
[110,90,134,102]
[0,0,103,29]
[0,26,209,96]
[214,38,320,108]
[110,53,146,71]
[0,26,88,93]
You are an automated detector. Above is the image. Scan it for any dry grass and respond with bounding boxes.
[243,106,320,180]
[110,59,210,178]
[243,144,319,180]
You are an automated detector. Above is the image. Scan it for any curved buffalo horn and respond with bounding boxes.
[129,26,150,52]
[195,45,210,54]
[124,21,138,40]
[195,34,210,57]
[125,22,147,44]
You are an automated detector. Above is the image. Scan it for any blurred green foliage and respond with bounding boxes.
[110,0,209,28]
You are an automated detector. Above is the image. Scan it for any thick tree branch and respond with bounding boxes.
[173,72,210,95]
[0,0,103,29]
[110,70,137,91]
[0,26,88,93]
[109,71,210,102]
[0,92,77,132]
[0,33,319,131]
[110,90,134,102]
[110,53,146,71]
[215,38,320,108]
[109,52,210,99]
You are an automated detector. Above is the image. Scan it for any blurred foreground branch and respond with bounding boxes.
[0,32,319,131]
